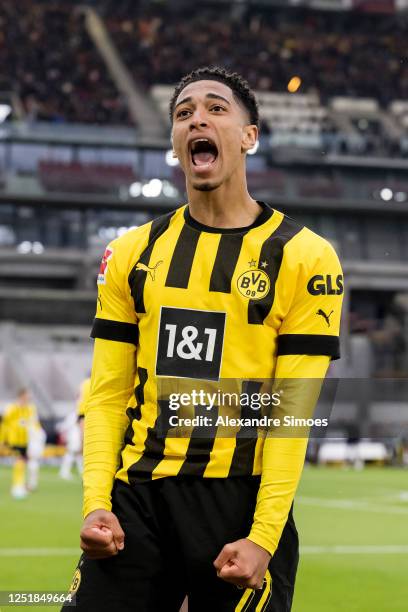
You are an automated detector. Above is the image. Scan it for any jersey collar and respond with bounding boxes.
[184,201,273,234]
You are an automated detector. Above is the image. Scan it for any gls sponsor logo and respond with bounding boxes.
[307,274,344,296]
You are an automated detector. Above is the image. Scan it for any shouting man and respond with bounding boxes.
[64,66,343,611]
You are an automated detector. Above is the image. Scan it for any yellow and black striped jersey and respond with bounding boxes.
[91,203,343,487]
[1,402,38,448]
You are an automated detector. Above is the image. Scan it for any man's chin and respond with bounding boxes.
[192,179,221,192]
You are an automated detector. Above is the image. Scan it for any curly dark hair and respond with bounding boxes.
[169,66,259,128]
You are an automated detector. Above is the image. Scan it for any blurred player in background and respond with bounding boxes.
[0,388,44,498]
[58,376,90,480]
[26,416,46,491]
[64,67,343,611]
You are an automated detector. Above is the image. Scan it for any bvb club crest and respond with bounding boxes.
[237,268,270,300]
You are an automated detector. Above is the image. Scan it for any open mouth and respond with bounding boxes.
[190,138,218,167]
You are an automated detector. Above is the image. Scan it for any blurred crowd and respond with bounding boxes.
[0,0,130,124]
[104,2,407,104]
[0,1,407,124]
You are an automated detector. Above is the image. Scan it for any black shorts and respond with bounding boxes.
[63,477,299,612]
[11,445,27,458]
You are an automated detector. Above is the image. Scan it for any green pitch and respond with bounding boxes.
[0,465,407,611]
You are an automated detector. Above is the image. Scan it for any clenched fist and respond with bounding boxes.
[80,509,125,560]
[214,538,271,590]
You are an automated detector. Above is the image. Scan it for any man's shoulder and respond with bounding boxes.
[110,207,183,255]
[97,207,184,285]
[296,224,336,253]
[109,220,152,254]
[278,214,339,264]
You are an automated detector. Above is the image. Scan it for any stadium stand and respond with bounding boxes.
[1,1,408,156]
[0,0,406,441]
[38,161,137,193]
[1,8,408,611]
[100,2,408,102]
[0,0,131,125]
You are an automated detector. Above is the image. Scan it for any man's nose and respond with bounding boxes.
[189,109,208,130]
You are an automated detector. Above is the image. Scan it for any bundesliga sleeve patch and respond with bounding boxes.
[97,246,113,285]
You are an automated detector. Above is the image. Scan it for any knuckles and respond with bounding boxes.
[247,580,261,590]
[239,569,253,581]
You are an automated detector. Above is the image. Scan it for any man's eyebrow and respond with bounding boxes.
[174,92,231,112]
[174,96,192,110]
[205,93,231,105]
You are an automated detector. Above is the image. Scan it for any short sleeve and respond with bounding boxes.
[91,242,138,345]
[277,238,343,360]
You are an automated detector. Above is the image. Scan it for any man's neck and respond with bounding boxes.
[186,181,262,229]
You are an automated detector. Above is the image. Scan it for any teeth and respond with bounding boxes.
[191,138,212,152]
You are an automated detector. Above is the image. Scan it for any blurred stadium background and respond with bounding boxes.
[0,0,408,610]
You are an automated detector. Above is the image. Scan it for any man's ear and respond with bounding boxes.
[170,133,177,158]
[241,125,258,154]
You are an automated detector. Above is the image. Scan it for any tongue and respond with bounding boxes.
[193,151,216,166]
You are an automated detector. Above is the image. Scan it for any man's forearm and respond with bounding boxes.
[83,338,136,517]
[83,406,129,516]
[247,354,330,556]
[247,437,308,555]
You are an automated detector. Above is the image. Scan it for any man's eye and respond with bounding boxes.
[211,105,225,112]
[176,109,191,118]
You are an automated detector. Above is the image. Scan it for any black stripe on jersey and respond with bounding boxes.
[248,217,303,325]
[228,381,262,477]
[239,580,268,611]
[128,211,174,313]
[127,399,173,485]
[258,580,272,612]
[165,223,200,288]
[177,405,218,477]
[91,318,139,345]
[123,368,148,447]
[210,234,243,293]
[278,333,340,360]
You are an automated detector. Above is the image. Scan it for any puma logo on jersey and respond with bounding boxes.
[316,309,333,327]
[135,260,163,281]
